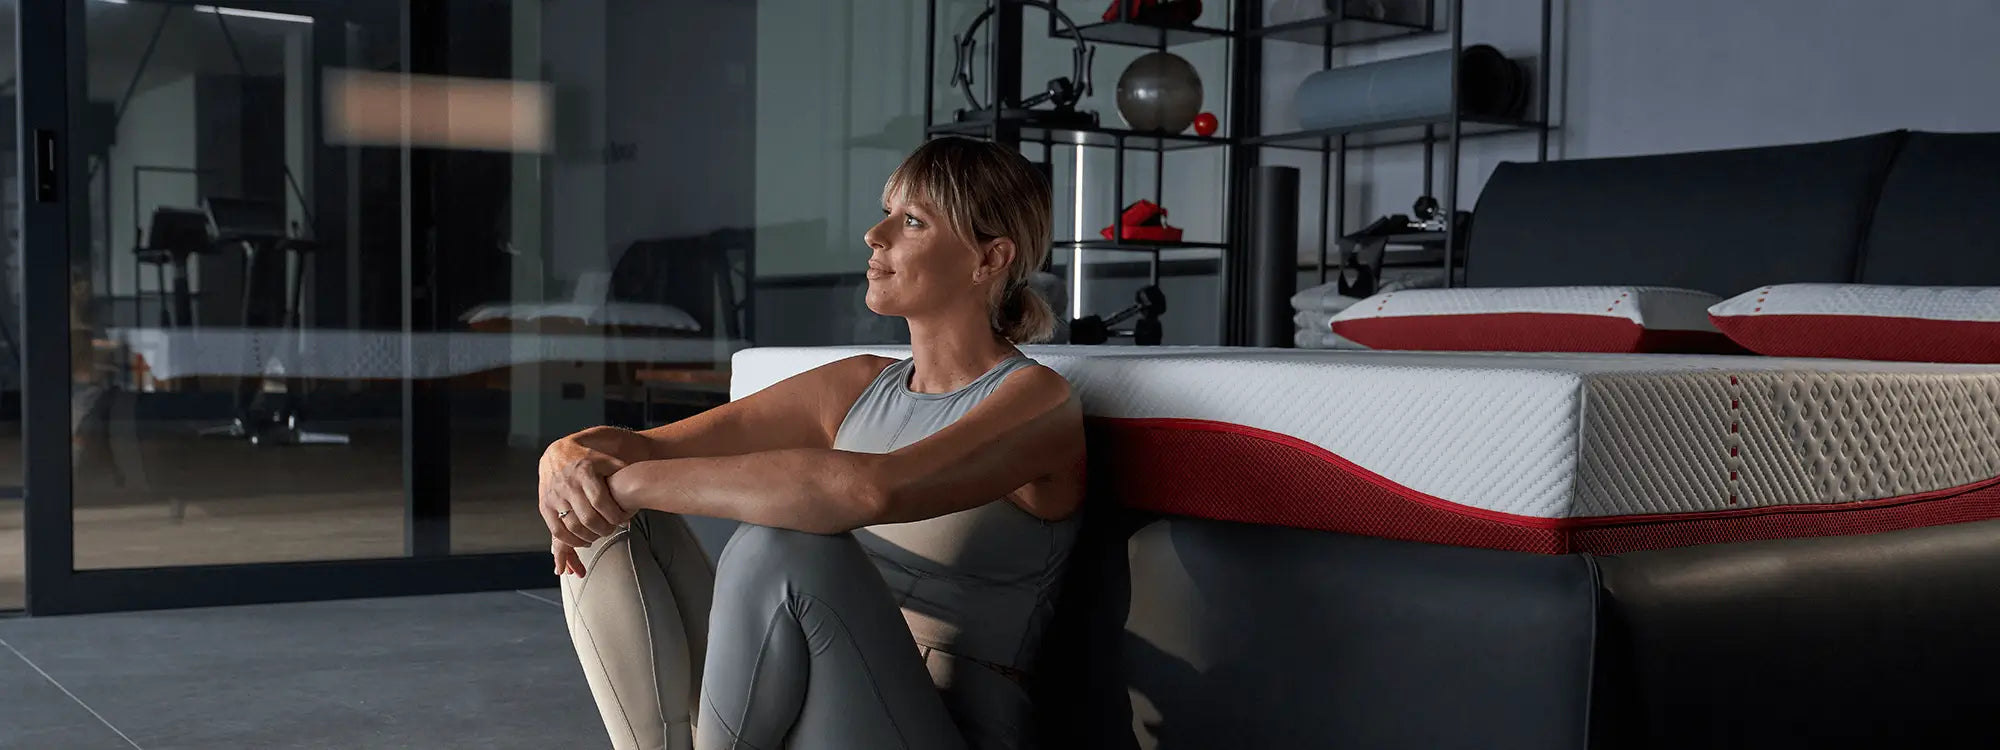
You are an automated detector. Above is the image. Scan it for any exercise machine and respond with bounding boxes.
[198,197,347,446]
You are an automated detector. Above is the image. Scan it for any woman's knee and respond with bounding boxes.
[715,525,869,590]
[722,524,852,562]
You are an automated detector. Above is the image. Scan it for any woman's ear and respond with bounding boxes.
[980,237,1018,281]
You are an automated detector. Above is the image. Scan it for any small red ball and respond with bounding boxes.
[1192,112,1219,137]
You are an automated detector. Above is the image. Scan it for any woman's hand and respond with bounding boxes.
[553,539,587,577]
[539,430,638,549]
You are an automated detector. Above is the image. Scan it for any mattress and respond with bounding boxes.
[735,346,2000,554]
[116,327,746,381]
[462,300,702,331]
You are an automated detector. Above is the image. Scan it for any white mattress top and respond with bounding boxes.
[733,346,2000,520]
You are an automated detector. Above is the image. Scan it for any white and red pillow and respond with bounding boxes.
[1708,284,2000,363]
[1329,286,1735,353]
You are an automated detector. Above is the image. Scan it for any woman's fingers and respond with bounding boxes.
[578,468,631,528]
[539,497,593,549]
[559,474,615,541]
[537,438,631,548]
[552,540,586,577]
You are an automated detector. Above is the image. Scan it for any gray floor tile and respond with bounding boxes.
[515,588,562,608]
[0,639,136,750]
[0,592,607,750]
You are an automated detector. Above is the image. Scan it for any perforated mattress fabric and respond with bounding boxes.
[733,346,2000,554]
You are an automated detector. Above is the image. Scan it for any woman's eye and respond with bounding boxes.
[904,214,923,228]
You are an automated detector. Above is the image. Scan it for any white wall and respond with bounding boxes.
[107,73,200,304]
[754,0,949,278]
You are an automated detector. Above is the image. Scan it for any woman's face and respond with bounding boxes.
[863,196,1000,320]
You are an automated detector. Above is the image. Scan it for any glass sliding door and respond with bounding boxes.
[17,0,903,615]
[65,0,411,571]
[18,0,551,616]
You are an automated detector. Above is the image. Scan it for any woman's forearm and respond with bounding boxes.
[608,450,888,534]
[568,425,669,463]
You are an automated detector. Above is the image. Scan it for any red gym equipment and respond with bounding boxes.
[1102,0,1203,26]
[1100,199,1184,242]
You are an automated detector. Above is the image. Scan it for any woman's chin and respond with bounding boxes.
[862,289,897,317]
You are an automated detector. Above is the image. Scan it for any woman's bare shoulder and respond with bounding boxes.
[798,354,899,433]
[829,353,900,381]
[758,353,896,393]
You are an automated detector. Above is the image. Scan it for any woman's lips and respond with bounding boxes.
[866,263,893,280]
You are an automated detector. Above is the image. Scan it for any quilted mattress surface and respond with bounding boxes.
[732,346,2000,554]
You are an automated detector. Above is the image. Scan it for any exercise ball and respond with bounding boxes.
[1116,52,1203,133]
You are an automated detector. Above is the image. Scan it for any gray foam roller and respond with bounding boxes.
[1294,44,1521,132]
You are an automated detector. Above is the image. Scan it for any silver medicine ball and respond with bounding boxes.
[1115,52,1203,133]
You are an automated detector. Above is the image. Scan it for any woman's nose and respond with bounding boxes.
[863,220,888,251]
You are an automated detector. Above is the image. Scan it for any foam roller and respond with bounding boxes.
[1293,44,1525,132]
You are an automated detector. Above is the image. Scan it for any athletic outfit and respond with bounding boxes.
[562,354,1079,750]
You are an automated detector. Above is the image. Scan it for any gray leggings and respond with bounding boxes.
[561,510,970,750]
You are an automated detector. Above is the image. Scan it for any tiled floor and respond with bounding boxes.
[0,590,606,750]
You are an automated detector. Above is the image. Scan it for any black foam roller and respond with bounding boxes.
[1251,166,1300,348]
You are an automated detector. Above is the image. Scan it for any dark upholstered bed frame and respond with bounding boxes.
[1028,130,2000,750]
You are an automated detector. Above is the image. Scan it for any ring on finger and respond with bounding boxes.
[557,509,572,518]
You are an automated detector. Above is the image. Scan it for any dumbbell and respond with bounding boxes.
[1412,194,1440,222]
[1070,285,1167,345]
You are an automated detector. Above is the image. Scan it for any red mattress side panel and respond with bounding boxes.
[1089,417,2000,555]
[1089,418,1573,554]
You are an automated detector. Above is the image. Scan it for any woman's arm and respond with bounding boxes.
[609,365,1084,534]
[558,354,895,464]
[539,354,893,546]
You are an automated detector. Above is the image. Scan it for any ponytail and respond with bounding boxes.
[995,281,1057,344]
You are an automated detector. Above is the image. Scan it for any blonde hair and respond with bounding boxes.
[882,137,1057,344]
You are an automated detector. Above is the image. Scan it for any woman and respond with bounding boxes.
[538,136,1087,750]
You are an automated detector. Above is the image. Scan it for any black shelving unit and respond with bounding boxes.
[1069,18,1233,47]
[928,118,1230,152]
[1246,8,1433,46]
[1254,0,1557,289]
[923,0,1558,342]
[922,0,1239,303]
[1247,113,1545,150]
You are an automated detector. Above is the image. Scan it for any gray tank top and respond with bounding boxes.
[834,354,1080,749]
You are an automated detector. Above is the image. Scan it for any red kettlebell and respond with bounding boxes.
[1192,111,1218,137]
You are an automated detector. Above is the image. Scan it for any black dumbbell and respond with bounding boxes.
[1412,194,1440,222]
[1069,286,1166,345]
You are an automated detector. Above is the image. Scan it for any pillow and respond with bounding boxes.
[1708,284,2000,362]
[1329,286,1734,353]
